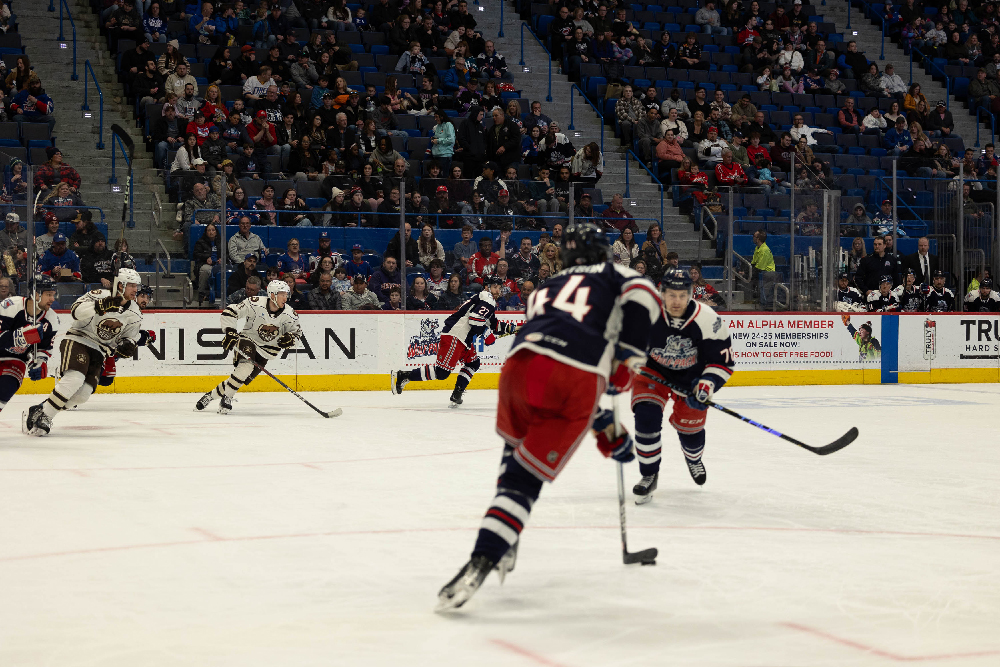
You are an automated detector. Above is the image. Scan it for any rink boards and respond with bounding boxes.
[18,311,1000,393]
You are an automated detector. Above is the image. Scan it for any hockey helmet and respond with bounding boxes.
[113,268,142,298]
[31,274,57,297]
[482,274,504,287]
[560,222,611,267]
[266,278,290,306]
[879,274,892,285]
[981,278,994,290]
[659,268,693,292]
[137,284,154,297]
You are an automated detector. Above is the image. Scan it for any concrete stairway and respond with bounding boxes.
[830,2,982,148]
[15,0,172,257]
[479,1,714,263]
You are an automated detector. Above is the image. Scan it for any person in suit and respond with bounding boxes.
[903,236,938,285]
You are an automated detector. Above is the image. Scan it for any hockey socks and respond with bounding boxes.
[633,401,663,477]
[473,455,542,565]
[679,430,707,485]
[410,365,451,382]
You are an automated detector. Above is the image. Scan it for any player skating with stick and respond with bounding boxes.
[23,270,144,436]
[436,222,661,611]
[0,276,59,413]
[195,279,302,414]
[391,275,518,407]
[630,269,735,504]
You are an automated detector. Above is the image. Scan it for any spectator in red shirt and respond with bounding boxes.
[467,236,499,284]
[601,193,638,232]
[715,149,748,187]
[746,132,770,165]
[770,132,795,172]
[185,110,212,145]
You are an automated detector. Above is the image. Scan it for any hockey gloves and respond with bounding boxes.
[592,408,635,463]
[483,331,496,346]
[27,354,49,381]
[116,339,138,358]
[277,332,298,349]
[684,376,716,411]
[9,321,49,354]
[137,329,156,347]
[221,329,240,352]
[607,344,645,395]
[95,295,124,315]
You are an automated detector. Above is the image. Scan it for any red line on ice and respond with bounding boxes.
[2,524,998,563]
[781,622,1000,662]
[490,639,574,667]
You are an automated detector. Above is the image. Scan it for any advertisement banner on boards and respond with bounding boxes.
[897,313,1000,374]
[723,313,882,370]
[403,312,526,370]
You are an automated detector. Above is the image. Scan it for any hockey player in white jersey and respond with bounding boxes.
[23,269,144,436]
[195,279,302,414]
[0,275,59,413]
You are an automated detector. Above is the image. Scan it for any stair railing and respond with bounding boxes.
[625,149,664,226]
[519,22,552,102]
[81,61,104,149]
[57,0,78,81]
[568,83,603,156]
[976,107,995,148]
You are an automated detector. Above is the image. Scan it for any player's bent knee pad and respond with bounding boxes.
[678,430,706,448]
[633,400,664,433]
[433,366,452,381]
[497,457,543,502]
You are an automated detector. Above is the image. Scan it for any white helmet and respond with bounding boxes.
[113,268,142,298]
[267,279,290,306]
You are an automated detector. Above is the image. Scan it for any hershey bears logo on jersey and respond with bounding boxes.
[90,289,103,295]
[407,318,441,359]
[257,324,279,342]
[97,318,123,340]
[649,335,698,370]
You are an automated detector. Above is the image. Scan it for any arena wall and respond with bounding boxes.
[18,312,998,394]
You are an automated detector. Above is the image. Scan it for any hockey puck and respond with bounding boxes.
[641,560,656,566]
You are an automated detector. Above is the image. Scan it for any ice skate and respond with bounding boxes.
[449,387,464,408]
[22,404,51,437]
[194,393,214,411]
[436,555,495,611]
[218,395,233,415]
[391,370,408,395]
[495,542,518,584]
[686,459,707,486]
[633,473,658,505]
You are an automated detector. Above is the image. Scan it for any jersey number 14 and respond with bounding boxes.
[527,275,593,322]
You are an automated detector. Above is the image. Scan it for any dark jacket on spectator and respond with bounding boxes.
[369,264,402,304]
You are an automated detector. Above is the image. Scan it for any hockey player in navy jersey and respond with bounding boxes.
[391,276,518,407]
[867,275,900,312]
[923,270,955,312]
[835,272,866,312]
[436,222,661,611]
[0,276,59,413]
[892,269,924,312]
[630,268,735,503]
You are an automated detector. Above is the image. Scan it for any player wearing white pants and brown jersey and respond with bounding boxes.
[195,279,302,414]
[23,270,144,436]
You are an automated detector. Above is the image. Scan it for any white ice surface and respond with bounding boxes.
[0,384,998,667]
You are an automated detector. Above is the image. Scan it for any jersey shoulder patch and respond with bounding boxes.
[692,303,728,338]
[89,289,104,295]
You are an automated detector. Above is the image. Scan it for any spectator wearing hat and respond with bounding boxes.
[825,68,847,95]
[291,51,319,90]
[342,273,382,310]
[68,212,104,252]
[697,126,727,168]
[430,185,462,229]
[38,234,82,282]
[262,45,292,85]
[344,244,373,281]
[228,252,263,297]
[880,63,908,98]
[924,101,955,137]
[33,147,82,193]
[884,117,913,155]
[121,37,156,87]
[843,204,872,237]
[486,190,516,229]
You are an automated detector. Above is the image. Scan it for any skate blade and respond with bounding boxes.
[634,494,654,505]
[435,591,471,613]
[390,371,399,395]
[20,410,30,435]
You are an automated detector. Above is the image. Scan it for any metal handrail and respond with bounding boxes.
[81,61,104,149]
[156,238,173,277]
[568,83,604,156]
[519,22,552,102]
[774,282,790,311]
[626,149,664,225]
[976,107,996,148]
[697,206,718,263]
[58,0,78,81]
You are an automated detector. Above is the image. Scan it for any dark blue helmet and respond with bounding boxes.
[483,274,504,287]
[32,274,57,296]
[560,222,611,267]
[659,268,693,292]
[137,285,154,297]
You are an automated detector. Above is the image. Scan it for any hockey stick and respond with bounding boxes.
[235,346,343,418]
[613,396,657,566]
[636,371,858,456]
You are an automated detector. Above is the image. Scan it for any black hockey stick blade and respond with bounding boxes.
[636,371,859,457]
[236,347,343,418]
[624,547,658,566]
